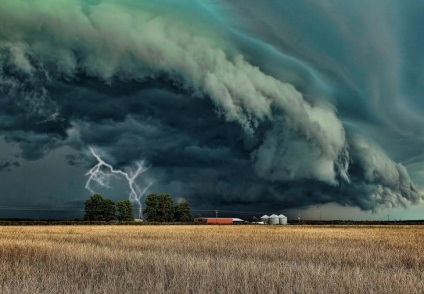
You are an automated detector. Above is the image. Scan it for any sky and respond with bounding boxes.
[0,0,423,220]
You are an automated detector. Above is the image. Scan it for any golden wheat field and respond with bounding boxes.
[0,225,423,294]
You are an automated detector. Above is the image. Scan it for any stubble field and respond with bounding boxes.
[0,225,423,293]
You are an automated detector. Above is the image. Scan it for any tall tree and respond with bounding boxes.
[144,193,159,221]
[144,193,175,222]
[158,193,175,222]
[84,194,116,221]
[117,200,134,221]
[103,198,116,221]
[174,200,193,222]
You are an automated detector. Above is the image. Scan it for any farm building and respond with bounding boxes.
[232,218,245,223]
[278,214,288,224]
[194,218,241,224]
[260,214,288,225]
[268,214,280,225]
[260,215,269,223]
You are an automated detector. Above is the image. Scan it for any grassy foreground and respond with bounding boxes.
[0,225,423,293]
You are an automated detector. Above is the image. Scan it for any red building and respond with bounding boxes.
[194,217,234,224]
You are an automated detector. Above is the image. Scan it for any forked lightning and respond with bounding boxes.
[85,147,152,219]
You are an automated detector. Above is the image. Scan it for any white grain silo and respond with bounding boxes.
[268,214,279,225]
[278,214,288,225]
[261,215,269,224]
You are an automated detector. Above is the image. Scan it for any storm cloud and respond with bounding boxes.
[0,0,423,215]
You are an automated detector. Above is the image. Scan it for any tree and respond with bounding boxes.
[117,200,134,221]
[144,194,159,221]
[103,198,116,221]
[174,200,192,222]
[84,194,116,221]
[144,193,175,222]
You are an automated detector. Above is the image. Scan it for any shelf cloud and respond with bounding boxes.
[0,0,423,213]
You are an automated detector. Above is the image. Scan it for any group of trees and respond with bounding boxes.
[84,194,134,221]
[84,193,192,222]
[144,193,192,222]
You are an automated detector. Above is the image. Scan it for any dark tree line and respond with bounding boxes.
[144,193,192,222]
[84,193,192,222]
[84,194,134,221]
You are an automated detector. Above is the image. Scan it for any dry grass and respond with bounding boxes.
[0,225,423,293]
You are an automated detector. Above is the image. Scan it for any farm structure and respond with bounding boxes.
[260,214,288,225]
[194,218,241,224]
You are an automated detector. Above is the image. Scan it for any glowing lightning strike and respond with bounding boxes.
[85,147,152,219]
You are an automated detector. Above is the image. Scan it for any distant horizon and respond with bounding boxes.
[0,203,422,222]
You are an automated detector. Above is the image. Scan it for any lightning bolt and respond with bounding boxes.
[85,147,152,219]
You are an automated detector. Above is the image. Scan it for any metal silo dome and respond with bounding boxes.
[260,215,269,224]
[278,214,288,225]
[268,214,279,225]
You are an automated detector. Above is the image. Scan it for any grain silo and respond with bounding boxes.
[278,214,288,225]
[260,215,269,224]
[268,214,279,225]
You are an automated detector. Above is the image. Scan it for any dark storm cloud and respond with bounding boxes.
[65,154,85,166]
[220,0,424,138]
[0,160,19,172]
[0,0,422,213]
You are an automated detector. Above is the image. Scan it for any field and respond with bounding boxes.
[0,225,423,293]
